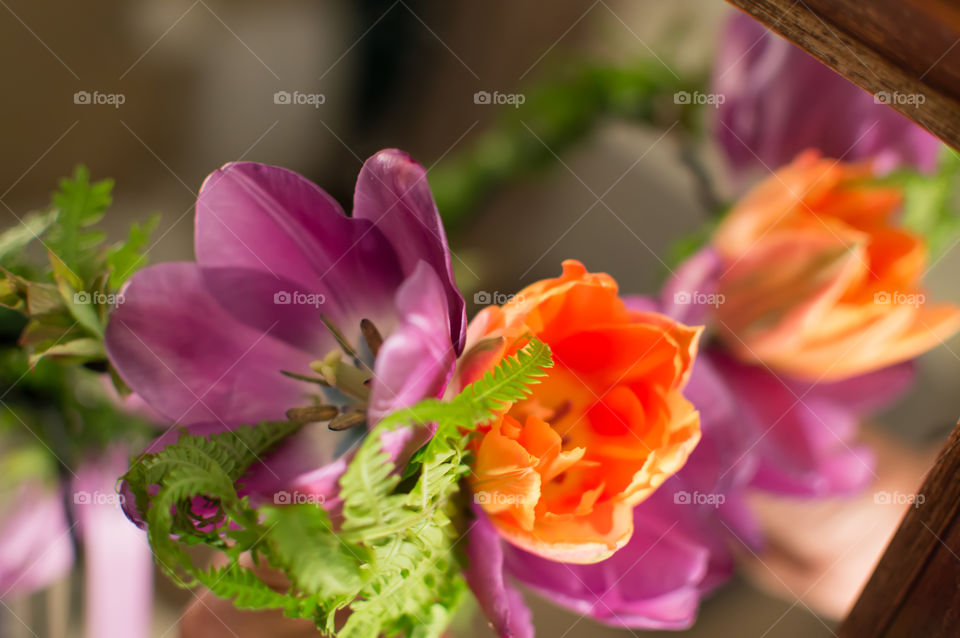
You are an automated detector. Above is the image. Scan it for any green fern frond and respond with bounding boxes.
[125,338,553,637]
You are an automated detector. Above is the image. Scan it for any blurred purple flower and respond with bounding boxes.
[0,480,74,598]
[713,12,940,182]
[107,150,466,513]
[466,248,912,635]
[0,444,153,638]
[73,446,153,638]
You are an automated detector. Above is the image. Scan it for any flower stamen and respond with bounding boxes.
[328,410,366,431]
[360,318,383,357]
[285,404,339,424]
[311,350,372,402]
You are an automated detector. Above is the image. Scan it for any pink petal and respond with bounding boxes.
[353,150,466,353]
[463,508,534,638]
[106,262,316,426]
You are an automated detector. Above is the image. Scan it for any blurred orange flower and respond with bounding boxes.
[713,150,960,381]
[460,260,702,564]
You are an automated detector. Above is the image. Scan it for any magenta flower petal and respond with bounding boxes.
[195,161,403,314]
[198,266,388,358]
[676,351,764,548]
[504,488,726,631]
[712,352,877,496]
[353,149,466,353]
[0,482,74,598]
[106,262,315,426]
[713,12,939,183]
[368,261,457,422]
[74,447,153,638]
[463,509,534,638]
[658,248,723,326]
[799,362,914,415]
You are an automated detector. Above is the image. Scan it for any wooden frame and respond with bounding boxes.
[727,0,960,151]
[839,422,960,637]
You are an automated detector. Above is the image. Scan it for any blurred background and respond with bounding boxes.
[1,1,957,636]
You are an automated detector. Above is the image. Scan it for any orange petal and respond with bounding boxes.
[516,414,585,483]
[491,497,636,564]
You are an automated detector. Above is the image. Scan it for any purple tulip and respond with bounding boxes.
[106,149,466,511]
[713,12,940,183]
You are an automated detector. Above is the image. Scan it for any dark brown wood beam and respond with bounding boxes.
[727,0,960,152]
[838,421,960,637]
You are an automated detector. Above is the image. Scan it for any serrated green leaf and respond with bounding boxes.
[46,165,114,275]
[195,564,297,611]
[261,504,368,597]
[108,213,159,288]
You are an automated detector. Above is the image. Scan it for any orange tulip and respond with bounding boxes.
[460,260,702,564]
[712,150,960,381]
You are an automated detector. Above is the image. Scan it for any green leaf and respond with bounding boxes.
[28,337,105,366]
[107,213,159,289]
[665,215,720,271]
[900,148,960,257]
[195,564,298,611]
[50,253,102,338]
[261,504,368,598]
[0,210,56,261]
[46,165,113,276]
